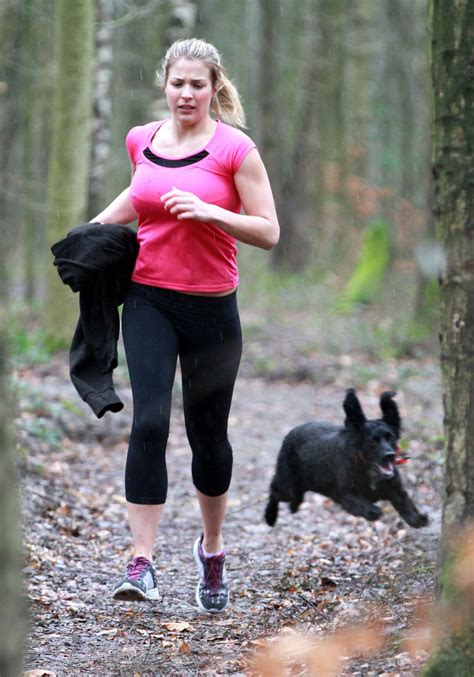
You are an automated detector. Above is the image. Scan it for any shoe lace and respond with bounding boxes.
[203,554,225,592]
[127,556,150,580]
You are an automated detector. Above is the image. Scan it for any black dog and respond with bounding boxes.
[264,389,428,528]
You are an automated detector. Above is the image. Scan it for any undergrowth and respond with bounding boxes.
[238,246,438,360]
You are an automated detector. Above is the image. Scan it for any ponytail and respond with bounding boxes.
[211,72,246,128]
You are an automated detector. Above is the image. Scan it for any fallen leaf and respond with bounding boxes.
[179,641,191,654]
[162,621,195,633]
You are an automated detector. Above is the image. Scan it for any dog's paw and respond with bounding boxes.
[366,505,383,521]
[411,513,429,528]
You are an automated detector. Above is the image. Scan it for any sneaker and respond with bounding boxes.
[112,556,160,602]
[193,535,229,614]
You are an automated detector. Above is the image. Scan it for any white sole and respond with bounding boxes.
[112,581,160,602]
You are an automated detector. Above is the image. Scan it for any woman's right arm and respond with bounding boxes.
[91,164,138,224]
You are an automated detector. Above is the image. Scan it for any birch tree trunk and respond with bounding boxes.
[88,0,114,219]
[424,0,474,672]
[46,0,95,342]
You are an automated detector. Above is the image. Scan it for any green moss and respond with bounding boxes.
[335,219,391,313]
[422,551,474,676]
[422,617,474,676]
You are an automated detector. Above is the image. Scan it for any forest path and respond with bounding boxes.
[20,328,443,676]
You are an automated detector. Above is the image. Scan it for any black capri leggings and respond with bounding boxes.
[121,282,242,504]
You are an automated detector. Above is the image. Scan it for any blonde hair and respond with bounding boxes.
[159,38,246,128]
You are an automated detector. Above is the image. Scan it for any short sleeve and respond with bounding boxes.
[229,130,257,173]
[125,126,141,164]
[212,123,257,175]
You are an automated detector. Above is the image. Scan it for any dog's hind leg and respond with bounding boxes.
[264,477,285,526]
[264,491,279,526]
[289,491,304,514]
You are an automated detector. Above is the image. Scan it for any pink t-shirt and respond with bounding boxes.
[126,119,256,292]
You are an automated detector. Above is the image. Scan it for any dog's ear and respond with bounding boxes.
[343,388,366,429]
[380,391,401,437]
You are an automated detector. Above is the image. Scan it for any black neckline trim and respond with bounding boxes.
[143,147,209,168]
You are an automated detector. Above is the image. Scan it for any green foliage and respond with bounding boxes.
[21,416,63,449]
[8,322,65,368]
[238,241,439,361]
[9,326,52,367]
[8,305,69,368]
[335,220,391,313]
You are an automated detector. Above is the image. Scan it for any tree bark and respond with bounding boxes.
[88,0,114,219]
[46,0,95,343]
[424,0,474,671]
[432,0,474,559]
[23,0,49,302]
[272,0,322,271]
[0,7,26,668]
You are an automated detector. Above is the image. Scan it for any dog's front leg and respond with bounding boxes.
[383,483,428,528]
[338,494,382,521]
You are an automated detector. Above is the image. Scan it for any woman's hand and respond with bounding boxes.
[161,187,215,222]
[161,148,280,250]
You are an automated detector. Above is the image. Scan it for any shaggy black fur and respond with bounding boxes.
[264,389,428,528]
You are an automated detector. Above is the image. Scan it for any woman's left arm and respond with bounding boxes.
[161,149,280,250]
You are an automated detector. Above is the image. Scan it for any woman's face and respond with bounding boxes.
[165,58,215,125]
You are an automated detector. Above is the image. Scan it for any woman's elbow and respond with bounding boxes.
[262,223,280,250]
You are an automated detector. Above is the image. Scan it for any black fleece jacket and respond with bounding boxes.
[51,222,139,417]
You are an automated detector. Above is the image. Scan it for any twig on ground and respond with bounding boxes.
[296,592,328,621]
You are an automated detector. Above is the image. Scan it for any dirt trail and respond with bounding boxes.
[20,339,443,676]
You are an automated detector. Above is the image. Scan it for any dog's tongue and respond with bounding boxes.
[380,460,394,476]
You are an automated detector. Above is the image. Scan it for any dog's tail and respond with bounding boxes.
[264,486,279,526]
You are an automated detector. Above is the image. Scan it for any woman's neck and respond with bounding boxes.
[169,115,216,141]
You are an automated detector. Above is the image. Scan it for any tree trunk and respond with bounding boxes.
[318,0,349,264]
[272,0,322,271]
[46,0,95,343]
[88,0,114,219]
[0,7,26,667]
[23,0,49,302]
[0,256,24,675]
[424,0,474,672]
[432,0,474,562]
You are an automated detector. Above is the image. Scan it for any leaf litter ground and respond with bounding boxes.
[19,316,443,676]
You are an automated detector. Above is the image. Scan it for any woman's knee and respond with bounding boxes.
[190,436,233,494]
[132,405,170,450]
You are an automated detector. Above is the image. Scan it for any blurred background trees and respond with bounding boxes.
[0,0,436,349]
